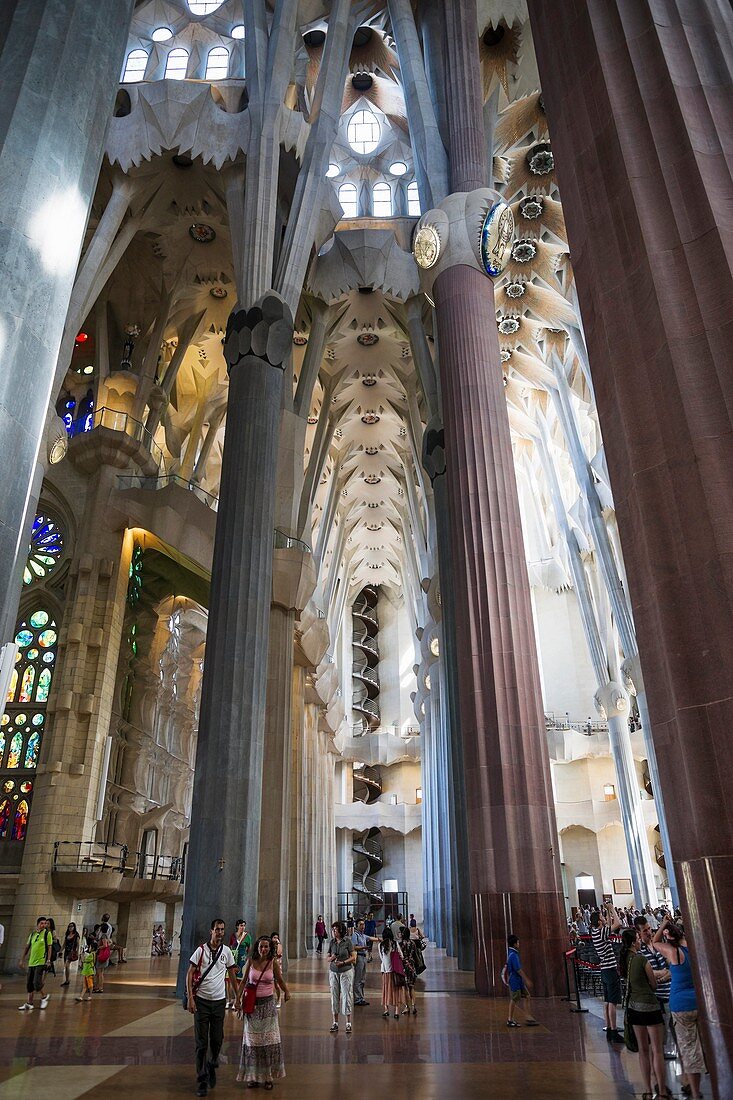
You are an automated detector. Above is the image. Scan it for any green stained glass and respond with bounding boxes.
[38,629,57,649]
[24,732,40,768]
[35,668,52,703]
[29,611,49,628]
[26,648,39,660]
[15,630,32,648]
[31,714,44,727]
[15,713,27,725]
[19,665,35,703]
[7,732,22,768]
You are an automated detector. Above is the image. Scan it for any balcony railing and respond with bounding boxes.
[274,529,312,553]
[545,712,609,735]
[69,406,166,472]
[52,840,183,882]
[117,472,218,509]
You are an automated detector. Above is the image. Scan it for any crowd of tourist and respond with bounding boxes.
[567,901,706,1099]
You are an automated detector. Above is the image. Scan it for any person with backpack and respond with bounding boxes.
[185,918,238,1098]
[504,934,539,1027]
[18,916,53,1011]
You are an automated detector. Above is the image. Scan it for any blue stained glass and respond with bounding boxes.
[24,732,40,769]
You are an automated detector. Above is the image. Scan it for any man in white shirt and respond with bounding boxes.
[186,918,238,1098]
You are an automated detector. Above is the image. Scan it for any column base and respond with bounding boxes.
[472,889,567,997]
[677,854,733,1100]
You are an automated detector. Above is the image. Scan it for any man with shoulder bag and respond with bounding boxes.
[185,918,238,1098]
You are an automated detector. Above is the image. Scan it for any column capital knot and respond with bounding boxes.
[594,681,629,721]
[412,188,514,296]
[224,291,294,374]
[620,654,643,696]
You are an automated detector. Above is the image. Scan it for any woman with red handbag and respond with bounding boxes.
[236,936,289,1090]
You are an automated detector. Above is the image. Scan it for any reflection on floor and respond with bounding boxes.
[0,948,685,1098]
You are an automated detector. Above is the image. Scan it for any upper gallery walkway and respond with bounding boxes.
[0,947,679,1098]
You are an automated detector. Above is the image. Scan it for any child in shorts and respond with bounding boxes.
[76,937,96,1003]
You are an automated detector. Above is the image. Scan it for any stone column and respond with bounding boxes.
[528,1,733,1087]
[177,294,293,990]
[0,0,134,635]
[414,1,565,995]
[257,546,316,949]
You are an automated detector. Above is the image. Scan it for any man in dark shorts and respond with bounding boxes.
[19,916,52,1010]
[590,904,623,1042]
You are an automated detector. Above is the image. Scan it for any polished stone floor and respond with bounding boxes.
[0,948,687,1098]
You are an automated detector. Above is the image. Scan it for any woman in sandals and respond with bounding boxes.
[236,935,289,1089]
[653,918,706,1099]
[372,926,406,1020]
[398,926,419,1015]
[619,928,670,1100]
[327,921,356,1033]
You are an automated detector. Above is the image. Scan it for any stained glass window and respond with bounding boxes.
[0,800,10,839]
[23,516,63,586]
[19,666,35,703]
[1,605,58,837]
[7,733,22,769]
[24,733,40,769]
[12,801,28,841]
[127,544,144,607]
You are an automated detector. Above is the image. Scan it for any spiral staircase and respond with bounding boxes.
[352,585,380,736]
[352,825,384,910]
[352,765,384,909]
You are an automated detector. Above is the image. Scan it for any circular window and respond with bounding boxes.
[231,24,245,40]
[151,27,173,42]
[326,163,340,178]
[389,161,407,176]
[24,515,63,586]
[347,109,380,155]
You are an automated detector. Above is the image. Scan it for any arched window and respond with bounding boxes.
[24,514,63,587]
[407,181,421,216]
[122,49,148,83]
[372,182,392,217]
[338,183,359,219]
[347,109,380,154]
[0,606,58,841]
[165,48,189,80]
[205,46,229,80]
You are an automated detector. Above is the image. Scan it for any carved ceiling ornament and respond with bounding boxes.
[413,224,441,269]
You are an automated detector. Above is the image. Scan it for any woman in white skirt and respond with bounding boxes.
[236,936,289,1090]
[327,921,356,1033]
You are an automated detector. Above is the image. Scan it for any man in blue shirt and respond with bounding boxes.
[505,934,539,1027]
[364,912,377,960]
[351,919,370,1005]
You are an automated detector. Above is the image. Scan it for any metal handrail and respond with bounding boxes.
[69,406,166,472]
[117,473,219,509]
[52,840,183,881]
[274,529,312,553]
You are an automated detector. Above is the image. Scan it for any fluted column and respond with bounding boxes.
[528,2,733,1089]
[433,262,566,995]
[0,0,134,636]
[177,294,293,991]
